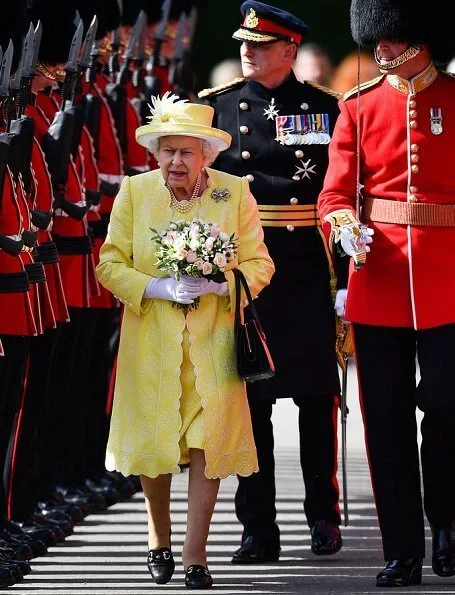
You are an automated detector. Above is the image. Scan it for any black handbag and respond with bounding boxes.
[233,268,275,382]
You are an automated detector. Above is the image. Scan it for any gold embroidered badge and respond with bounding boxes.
[246,8,259,29]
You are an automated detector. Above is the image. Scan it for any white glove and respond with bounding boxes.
[339,224,374,257]
[179,275,229,297]
[143,277,195,304]
[334,289,348,318]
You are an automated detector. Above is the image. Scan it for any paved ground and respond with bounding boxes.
[10,362,445,594]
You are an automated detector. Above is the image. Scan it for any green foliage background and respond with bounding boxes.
[192,0,355,90]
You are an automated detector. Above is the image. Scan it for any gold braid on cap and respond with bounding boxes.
[374,44,421,70]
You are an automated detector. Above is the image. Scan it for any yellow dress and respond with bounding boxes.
[96,168,275,479]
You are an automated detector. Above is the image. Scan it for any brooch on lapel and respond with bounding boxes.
[211,188,231,203]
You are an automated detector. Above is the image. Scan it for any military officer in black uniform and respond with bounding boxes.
[199,1,347,563]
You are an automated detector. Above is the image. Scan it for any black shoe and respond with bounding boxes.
[37,498,85,523]
[84,479,120,507]
[97,472,136,500]
[231,535,280,564]
[1,521,47,557]
[185,564,213,589]
[376,558,422,587]
[432,524,455,577]
[310,520,343,556]
[147,547,175,585]
[0,532,32,561]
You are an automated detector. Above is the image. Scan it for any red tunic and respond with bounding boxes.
[0,168,36,336]
[318,64,455,330]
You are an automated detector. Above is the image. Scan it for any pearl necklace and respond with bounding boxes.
[166,173,202,213]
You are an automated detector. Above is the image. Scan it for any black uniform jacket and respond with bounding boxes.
[202,71,345,398]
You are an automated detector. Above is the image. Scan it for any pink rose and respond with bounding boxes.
[210,224,221,237]
[205,237,215,250]
[194,258,204,270]
[202,262,213,275]
[213,253,227,267]
[186,250,197,263]
[175,249,187,261]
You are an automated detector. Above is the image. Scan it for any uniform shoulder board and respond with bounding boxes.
[343,75,385,101]
[305,80,342,99]
[198,77,245,99]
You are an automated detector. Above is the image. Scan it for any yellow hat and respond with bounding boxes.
[136,93,232,152]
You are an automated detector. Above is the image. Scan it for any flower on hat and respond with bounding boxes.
[147,92,192,125]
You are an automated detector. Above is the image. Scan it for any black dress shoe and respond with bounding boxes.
[147,547,175,584]
[310,520,342,556]
[376,558,422,587]
[432,524,455,577]
[185,564,213,589]
[231,535,280,564]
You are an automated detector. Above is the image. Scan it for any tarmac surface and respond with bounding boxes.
[9,362,453,594]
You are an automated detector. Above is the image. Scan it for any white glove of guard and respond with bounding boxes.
[179,275,229,297]
[143,277,196,305]
[334,289,348,318]
[339,224,374,258]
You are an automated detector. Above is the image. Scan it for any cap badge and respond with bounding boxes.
[246,8,259,29]
[430,107,443,135]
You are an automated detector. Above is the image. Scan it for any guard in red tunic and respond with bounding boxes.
[318,0,455,587]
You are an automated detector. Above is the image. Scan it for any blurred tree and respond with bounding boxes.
[192,0,354,90]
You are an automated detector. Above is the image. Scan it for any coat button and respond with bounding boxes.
[295,150,304,158]
[409,109,418,118]
[410,143,419,153]
[410,154,419,163]
[241,150,251,160]
[239,101,249,111]
[408,194,418,202]
[290,197,299,205]
[300,102,309,110]
[409,99,417,108]
[409,185,418,193]
[240,125,249,134]
[411,164,419,173]
[409,120,418,129]
[246,174,254,182]
[286,224,295,232]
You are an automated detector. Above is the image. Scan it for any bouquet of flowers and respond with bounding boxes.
[151,218,237,309]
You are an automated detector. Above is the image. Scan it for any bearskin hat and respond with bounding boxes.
[350,0,455,64]
[26,0,78,64]
[76,0,121,39]
[0,0,26,72]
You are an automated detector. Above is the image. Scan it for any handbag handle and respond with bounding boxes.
[233,269,266,338]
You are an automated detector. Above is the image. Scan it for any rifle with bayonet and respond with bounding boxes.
[142,0,173,107]
[43,17,88,221]
[169,7,198,99]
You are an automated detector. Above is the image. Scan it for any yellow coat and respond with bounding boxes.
[96,168,275,479]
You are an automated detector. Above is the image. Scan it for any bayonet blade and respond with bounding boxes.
[123,11,142,60]
[186,7,198,52]
[0,41,12,98]
[136,14,148,61]
[155,0,173,41]
[66,18,84,72]
[22,23,35,78]
[172,12,186,62]
[9,36,25,90]
[31,20,43,75]
[79,15,98,69]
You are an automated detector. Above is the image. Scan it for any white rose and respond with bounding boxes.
[219,231,230,243]
[202,262,213,275]
[213,253,227,267]
[189,238,200,251]
[173,237,186,251]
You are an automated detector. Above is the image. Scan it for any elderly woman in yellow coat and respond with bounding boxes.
[96,93,274,589]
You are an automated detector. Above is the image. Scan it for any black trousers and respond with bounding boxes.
[353,322,455,561]
[8,327,61,520]
[0,335,30,521]
[235,392,341,545]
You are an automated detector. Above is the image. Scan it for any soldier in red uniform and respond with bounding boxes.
[318,0,455,587]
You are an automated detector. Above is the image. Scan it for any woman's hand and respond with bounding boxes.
[180,275,229,297]
[144,277,197,304]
